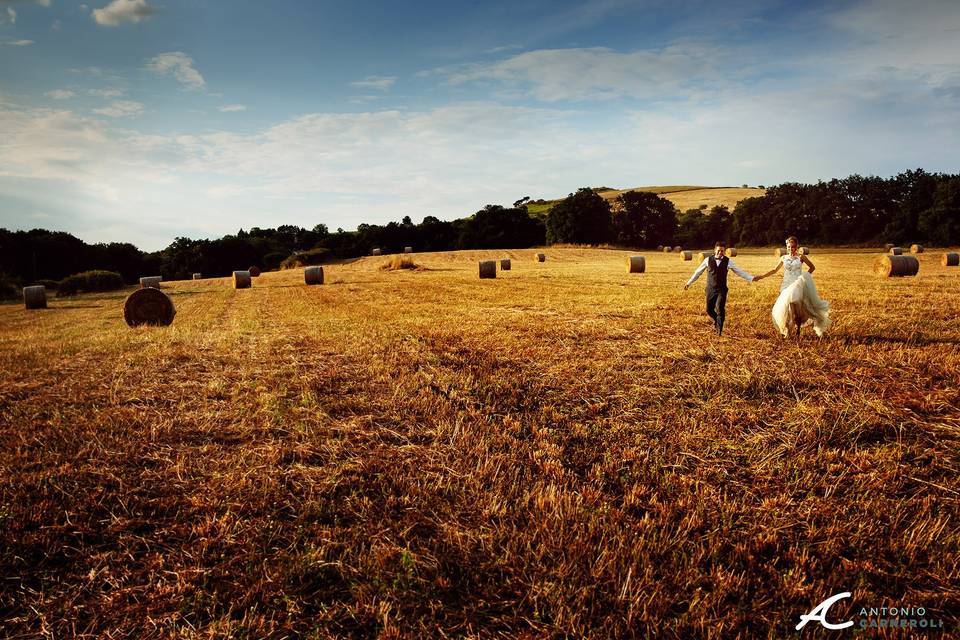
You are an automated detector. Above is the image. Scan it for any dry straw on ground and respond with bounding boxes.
[500,259,511,271]
[478,260,496,279]
[139,276,161,289]
[381,255,417,271]
[627,256,645,273]
[22,285,47,310]
[942,252,959,267]
[233,270,252,288]
[2,247,958,638]
[122,287,176,326]
[304,266,324,285]
[875,254,920,277]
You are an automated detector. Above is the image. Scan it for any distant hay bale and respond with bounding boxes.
[248,266,261,277]
[696,251,709,261]
[681,250,693,261]
[139,276,161,289]
[799,247,810,255]
[233,270,252,289]
[372,248,382,256]
[534,252,545,262]
[884,243,894,251]
[910,244,924,254]
[304,266,324,285]
[875,255,919,278]
[404,246,413,254]
[663,246,672,252]
[889,247,903,255]
[728,248,738,257]
[942,252,959,267]
[672,246,683,252]
[192,273,202,280]
[774,248,785,257]
[500,258,511,270]
[656,245,664,251]
[380,255,417,271]
[123,287,176,327]
[23,285,47,310]
[627,256,645,273]
[479,260,496,279]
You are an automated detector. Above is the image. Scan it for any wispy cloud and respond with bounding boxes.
[146,52,206,90]
[350,75,397,91]
[92,100,144,117]
[5,7,15,24]
[45,89,75,100]
[92,0,157,27]
[88,88,125,98]
[218,104,247,112]
[2,38,33,46]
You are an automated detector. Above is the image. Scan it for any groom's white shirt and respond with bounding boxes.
[685,257,756,287]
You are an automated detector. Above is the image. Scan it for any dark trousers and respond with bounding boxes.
[706,287,727,332]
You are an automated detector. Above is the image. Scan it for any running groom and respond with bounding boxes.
[683,241,756,336]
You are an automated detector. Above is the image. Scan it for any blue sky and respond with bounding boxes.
[1,0,958,250]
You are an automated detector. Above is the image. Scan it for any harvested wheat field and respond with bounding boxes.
[1,248,959,638]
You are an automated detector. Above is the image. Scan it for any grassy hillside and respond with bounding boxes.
[1,248,958,637]
[528,185,765,217]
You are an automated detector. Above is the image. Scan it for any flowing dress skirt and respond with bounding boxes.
[771,272,831,337]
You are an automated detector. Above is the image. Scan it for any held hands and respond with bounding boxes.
[683,283,689,291]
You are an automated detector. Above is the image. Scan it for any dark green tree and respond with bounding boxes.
[546,188,612,245]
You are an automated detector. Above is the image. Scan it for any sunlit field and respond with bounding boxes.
[1,247,958,638]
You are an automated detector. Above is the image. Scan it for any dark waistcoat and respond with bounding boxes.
[706,256,729,292]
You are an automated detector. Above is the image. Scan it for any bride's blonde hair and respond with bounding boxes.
[786,235,798,245]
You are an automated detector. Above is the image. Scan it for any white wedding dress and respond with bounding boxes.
[771,255,831,337]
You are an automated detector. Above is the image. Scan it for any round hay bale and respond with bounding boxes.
[123,287,176,326]
[479,260,496,279]
[372,248,382,256]
[799,247,810,255]
[139,276,162,289]
[248,266,261,277]
[728,248,738,257]
[696,251,710,261]
[884,243,894,251]
[534,252,545,262]
[672,246,683,253]
[627,256,645,273]
[942,252,959,267]
[910,244,924,254]
[500,258,511,271]
[774,248,785,257]
[681,250,693,261]
[875,255,919,277]
[404,246,413,254]
[23,285,47,310]
[663,246,672,253]
[192,273,202,280]
[233,270,252,289]
[656,245,664,251]
[889,247,903,255]
[304,266,324,285]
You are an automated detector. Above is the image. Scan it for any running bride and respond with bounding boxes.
[754,236,831,338]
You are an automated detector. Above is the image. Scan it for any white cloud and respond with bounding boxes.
[350,76,397,91]
[45,89,75,100]
[88,87,124,98]
[92,0,157,26]
[6,7,15,23]
[429,45,722,101]
[218,104,246,112]
[146,52,205,90]
[3,39,33,46]
[92,100,144,117]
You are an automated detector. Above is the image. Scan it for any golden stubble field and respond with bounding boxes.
[1,247,958,638]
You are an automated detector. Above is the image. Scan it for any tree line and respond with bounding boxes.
[1,169,957,291]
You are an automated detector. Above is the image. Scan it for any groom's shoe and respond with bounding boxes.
[716,319,724,336]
